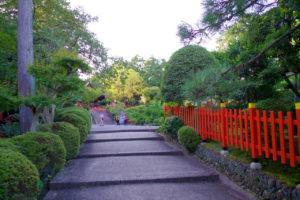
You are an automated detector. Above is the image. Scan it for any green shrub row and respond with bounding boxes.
[55,107,91,143]
[37,122,80,160]
[163,116,201,153]
[124,103,164,125]
[0,106,92,200]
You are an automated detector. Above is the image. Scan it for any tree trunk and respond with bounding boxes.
[30,112,40,132]
[42,104,56,124]
[18,0,35,133]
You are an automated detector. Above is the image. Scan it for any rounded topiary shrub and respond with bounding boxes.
[178,126,201,153]
[164,116,184,136]
[0,138,20,152]
[38,122,80,160]
[11,132,66,177]
[55,113,88,143]
[56,107,91,130]
[0,148,39,200]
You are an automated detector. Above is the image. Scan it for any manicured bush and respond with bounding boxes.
[178,126,201,153]
[0,138,20,152]
[55,113,88,143]
[11,132,66,177]
[0,148,39,200]
[256,92,294,112]
[38,122,80,160]
[164,116,184,136]
[56,106,91,130]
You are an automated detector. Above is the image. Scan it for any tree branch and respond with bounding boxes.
[283,74,300,98]
[221,23,300,76]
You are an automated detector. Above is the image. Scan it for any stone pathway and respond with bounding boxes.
[89,110,115,125]
[44,125,257,200]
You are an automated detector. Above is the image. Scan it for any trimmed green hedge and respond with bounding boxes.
[56,107,91,130]
[0,138,20,152]
[0,148,39,200]
[38,122,80,160]
[11,132,66,177]
[178,126,201,153]
[164,116,184,136]
[55,113,88,143]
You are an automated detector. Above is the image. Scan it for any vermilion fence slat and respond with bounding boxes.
[239,110,244,150]
[296,107,300,155]
[244,110,250,151]
[270,111,278,161]
[256,110,263,156]
[221,106,226,148]
[234,110,239,148]
[216,110,220,142]
[214,111,217,140]
[249,105,258,160]
[230,109,234,146]
[225,109,229,146]
[263,111,270,158]
[287,112,296,167]
[278,112,286,164]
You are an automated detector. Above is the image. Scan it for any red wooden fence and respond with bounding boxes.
[167,103,300,167]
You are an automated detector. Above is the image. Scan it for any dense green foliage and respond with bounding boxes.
[161,45,220,103]
[38,122,80,160]
[55,113,88,143]
[142,86,161,103]
[56,107,92,130]
[176,0,300,109]
[0,148,39,200]
[177,126,201,153]
[164,116,184,136]
[124,103,164,125]
[11,132,66,177]
[107,102,125,120]
[0,138,20,152]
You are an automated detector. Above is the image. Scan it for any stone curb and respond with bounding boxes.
[76,150,184,158]
[90,129,159,134]
[49,174,219,190]
[195,145,300,200]
[85,136,164,143]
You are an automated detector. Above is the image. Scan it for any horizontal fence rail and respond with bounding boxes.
[165,103,300,167]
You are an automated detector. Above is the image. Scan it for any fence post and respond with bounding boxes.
[296,103,300,156]
[220,103,229,155]
[249,103,262,170]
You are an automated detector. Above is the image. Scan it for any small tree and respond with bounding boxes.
[21,50,90,131]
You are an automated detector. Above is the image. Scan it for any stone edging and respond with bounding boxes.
[195,145,300,200]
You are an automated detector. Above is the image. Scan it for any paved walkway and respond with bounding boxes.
[89,110,115,125]
[44,125,257,200]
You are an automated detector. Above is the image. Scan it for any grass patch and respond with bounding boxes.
[203,140,300,186]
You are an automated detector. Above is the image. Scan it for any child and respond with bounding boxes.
[100,113,104,126]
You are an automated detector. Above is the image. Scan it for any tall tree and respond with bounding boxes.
[18,0,35,133]
[177,0,300,79]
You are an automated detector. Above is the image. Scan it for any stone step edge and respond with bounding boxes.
[89,129,159,134]
[85,136,164,143]
[49,174,219,190]
[76,151,184,159]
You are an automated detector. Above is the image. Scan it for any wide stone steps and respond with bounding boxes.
[44,126,255,200]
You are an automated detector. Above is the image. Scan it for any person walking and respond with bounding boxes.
[124,114,128,125]
[116,114,120,125]
[100,113,104,126]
